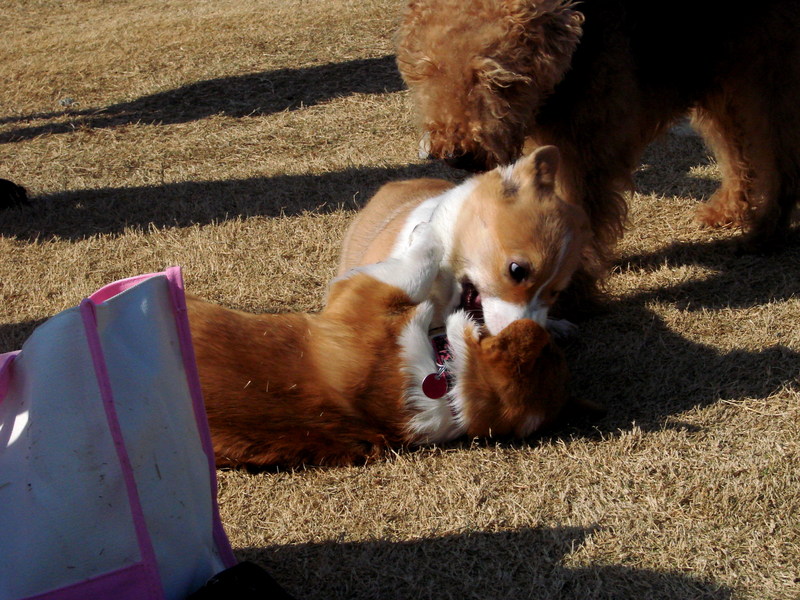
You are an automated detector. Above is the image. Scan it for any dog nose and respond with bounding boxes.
[417,132,491,171]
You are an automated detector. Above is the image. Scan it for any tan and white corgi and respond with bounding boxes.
[339,146,590,337]
[188,225,570,468]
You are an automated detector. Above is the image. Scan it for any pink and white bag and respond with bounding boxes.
[0,267,237,600]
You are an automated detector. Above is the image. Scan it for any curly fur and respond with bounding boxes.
[397,0,800,303]
[398,0,582,167]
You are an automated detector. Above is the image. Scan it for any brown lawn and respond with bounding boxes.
[2,1,798,598]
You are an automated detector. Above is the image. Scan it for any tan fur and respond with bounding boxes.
[340,146,590,331]
[397,0,800,303]
[339,178,455,271]
[450,147,586,317]
[188,274,415,468]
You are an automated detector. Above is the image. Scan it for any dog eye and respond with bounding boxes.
[508,262,529,283]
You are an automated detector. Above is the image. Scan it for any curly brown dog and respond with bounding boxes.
[397,0,800,302]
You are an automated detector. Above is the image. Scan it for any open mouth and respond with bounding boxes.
[459,279,484,324]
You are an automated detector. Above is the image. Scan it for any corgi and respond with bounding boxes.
[338,146,590,337]
[188,225,570,468]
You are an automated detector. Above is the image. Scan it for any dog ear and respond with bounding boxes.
[512,145,560,191]
[531,145,560,189]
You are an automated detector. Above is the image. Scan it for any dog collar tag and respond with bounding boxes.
[422,372,448,399]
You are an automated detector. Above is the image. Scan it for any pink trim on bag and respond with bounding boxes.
[83,267,236,569]
[0,351,19,400]
[163,267,237,568]
[88,272,160,304]
[23,562,152,600]
[79,299,165,600]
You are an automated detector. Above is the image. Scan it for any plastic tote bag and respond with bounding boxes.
[0,267,236,600]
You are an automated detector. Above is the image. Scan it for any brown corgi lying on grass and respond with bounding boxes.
[188,224,582,468]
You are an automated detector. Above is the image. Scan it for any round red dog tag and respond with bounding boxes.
[422,373,448,399]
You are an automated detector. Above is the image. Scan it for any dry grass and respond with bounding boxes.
[1,1,798,598]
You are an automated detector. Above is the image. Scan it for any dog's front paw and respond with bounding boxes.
[350,223,444,303]
[408,222,444,266]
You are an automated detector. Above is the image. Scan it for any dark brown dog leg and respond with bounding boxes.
[552,150,634,318]
[745,108,800,251]
[744,178,799,253]
[693,62,800,249]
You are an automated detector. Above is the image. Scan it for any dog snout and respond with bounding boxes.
[418,131,492,171]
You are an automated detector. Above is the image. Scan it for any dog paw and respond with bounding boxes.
[408,222,444,266]
[352,223,443,303]
[695,191,749,229]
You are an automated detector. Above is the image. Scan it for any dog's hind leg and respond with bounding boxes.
[744,11,800,250]
[691,103,753,231]
[746,81,800,250]
[693,14,800,250]
[694,88,800,250]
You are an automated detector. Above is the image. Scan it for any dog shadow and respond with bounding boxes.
[0,161,459,242]
[237,527,731,600]
[0,56,404,144]
[563,235,800,432]
[634,129,719,200]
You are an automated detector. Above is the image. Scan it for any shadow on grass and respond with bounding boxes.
[634,131,719,200]
[617,233,800,309]
[0,161,459,241]
[238,527,731,600]
[563,235,800,431]
[0,321,46,355]
[0,56,404,143]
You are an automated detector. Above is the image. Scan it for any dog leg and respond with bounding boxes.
[691,106,753,230]
[745,103,800,251]
[552,168,629,318]
[694,58,800,248]
[343,222,444,303]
